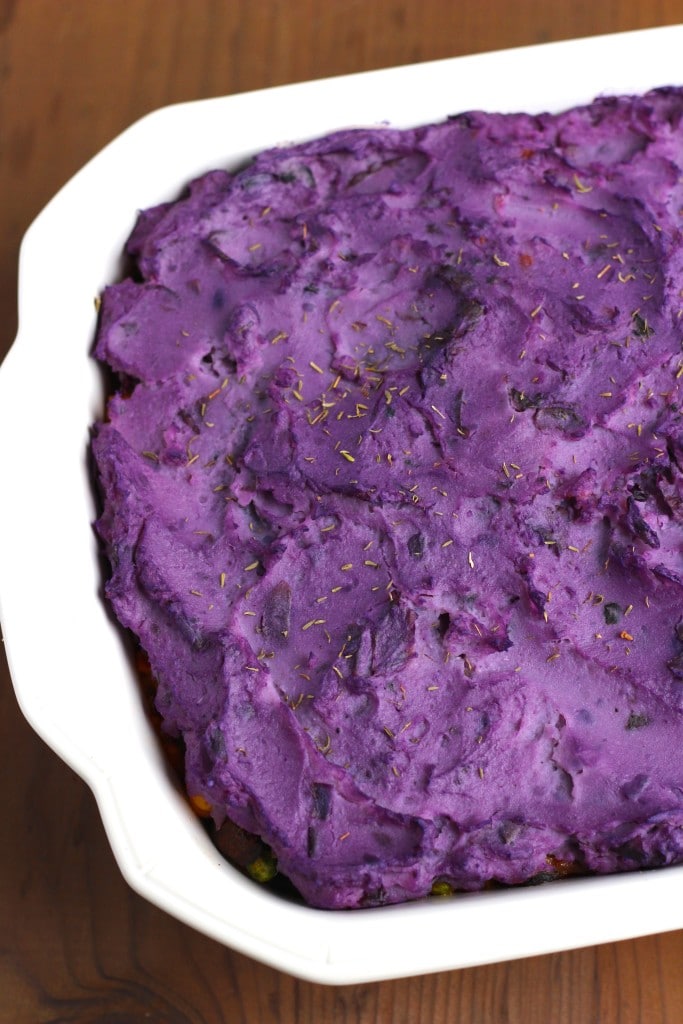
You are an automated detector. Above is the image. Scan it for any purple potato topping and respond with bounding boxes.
[93,88,683,909]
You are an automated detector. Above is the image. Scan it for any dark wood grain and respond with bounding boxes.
[3,2,683,1021]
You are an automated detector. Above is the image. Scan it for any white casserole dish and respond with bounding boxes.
[2,25,683,984]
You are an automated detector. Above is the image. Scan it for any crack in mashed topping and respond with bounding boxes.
[93,89,683,909]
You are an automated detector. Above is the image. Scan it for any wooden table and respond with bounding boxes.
[3,3,683,1021]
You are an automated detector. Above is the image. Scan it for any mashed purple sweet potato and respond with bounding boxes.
[93,88,683,908]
